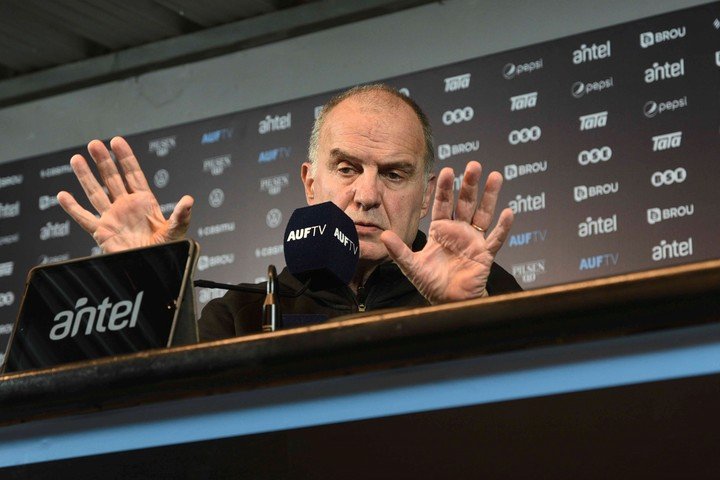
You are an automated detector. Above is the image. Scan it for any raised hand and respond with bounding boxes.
[380,161,514,304]
[57,136,194,253]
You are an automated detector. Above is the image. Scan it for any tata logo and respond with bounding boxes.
[572,40,611,64]
[258,113,291,134]
[201,128,233,144]
[652,238,693,261]
[508,126,541,145]
[502,58,543,79]
[444,73,471,92]
[651,131,682,152]
[644,59,685,83]
[148,136,176,157]
[442,107,474,125]
[49,292,144,341]
[579,111,608,131]
[509,92,537,111]
[640,26,686,48]
[651,168,687,187]
[578,146,612,165]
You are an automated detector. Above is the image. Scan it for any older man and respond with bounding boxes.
[58,84,520,340]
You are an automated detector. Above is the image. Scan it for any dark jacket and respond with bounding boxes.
[198,232,521,341]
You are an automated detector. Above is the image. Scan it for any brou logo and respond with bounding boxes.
[572,40,611,64]
[437,140,480,160]
[258,113,291,134]
[579,111,608,131]
[652,238,693,261]
[444,73,471,92]
[647,204,694,225]
[644,59,685,83]
[510,92,538,111]
[442,107,474,125]
[652,131,682,151]
[49,292,144,341]
[504,161,547,181]
[508,126,541,145]
[640,26,686,48]
[577,214,618,238]
[574,182,619,202]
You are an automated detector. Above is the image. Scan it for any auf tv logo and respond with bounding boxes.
[49,292,144,341]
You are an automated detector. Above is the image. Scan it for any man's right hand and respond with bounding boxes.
[57,136,194,254]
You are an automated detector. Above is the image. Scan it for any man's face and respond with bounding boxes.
[301,94,435,265]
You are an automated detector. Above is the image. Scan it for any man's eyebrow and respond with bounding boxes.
[329,148,418,172]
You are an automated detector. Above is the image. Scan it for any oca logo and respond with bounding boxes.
[508,126,541,145]
[651,167,687,187]
[442,107,474,125]
[578,146,612,165]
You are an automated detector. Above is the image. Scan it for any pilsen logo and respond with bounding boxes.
[49,292,144,341]
[203,155,232,176]
[260,174,290,195]
[511,259,545,283]
[148,136,176,157]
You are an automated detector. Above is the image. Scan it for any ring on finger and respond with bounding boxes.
[471,223,485,233]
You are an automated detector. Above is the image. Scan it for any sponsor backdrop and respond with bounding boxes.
[0,3,718,355]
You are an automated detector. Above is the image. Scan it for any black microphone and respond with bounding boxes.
[283,201,359,289]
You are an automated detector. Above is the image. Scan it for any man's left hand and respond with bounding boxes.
[381,161,514,304]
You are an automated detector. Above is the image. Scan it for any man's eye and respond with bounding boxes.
[384,171,404,181]
[338,166,355,175]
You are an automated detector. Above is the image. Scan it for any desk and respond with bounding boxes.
[2,261,720,478]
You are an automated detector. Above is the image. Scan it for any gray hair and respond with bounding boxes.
[307,84,435,181]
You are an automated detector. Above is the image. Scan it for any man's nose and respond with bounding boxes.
[353,171,381,210]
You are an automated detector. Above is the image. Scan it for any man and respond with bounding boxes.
[58,84,520,340]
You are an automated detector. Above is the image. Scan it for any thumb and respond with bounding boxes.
[380,230,416,273]
[168,195,194,239]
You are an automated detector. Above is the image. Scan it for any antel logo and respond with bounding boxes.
[444,73,471,92]
[40,221,70,240]
[572,40,611,64]
[258,113,291,134]
[644,58,685,83]
[577,214,618,238]
[578,146,612,165]
[49,292,144,341]
[508,192,546,214]
[148,137,176,157]
[652,238,693,261]
[643,96,688,118]
[640,26,686,48]
[509,92,538,111]
[502,58,543,79]
[651,167,687,187]
[571,77,613,98]
[442,107,474,125]
[579,111,608,131]
[508,126,541,145]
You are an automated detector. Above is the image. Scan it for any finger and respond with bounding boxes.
[167,195,194,240]
[57,191,99,235]
[454,161,482,223]
[431,167,455,221]
[111,136,151,193]
[380,230,417,275]
[70,154,112,213]
[87,139,128,200]
[472,171,503,230]
[484,208,514,255]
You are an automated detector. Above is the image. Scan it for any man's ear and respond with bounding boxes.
[300,162,315,204]
[420,174,437,218]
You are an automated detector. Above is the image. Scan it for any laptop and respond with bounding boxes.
[2,239,199,374]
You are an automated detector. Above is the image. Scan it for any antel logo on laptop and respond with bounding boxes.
[49,291,144,341]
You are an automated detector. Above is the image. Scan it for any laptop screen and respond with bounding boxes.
[3,240,198,373]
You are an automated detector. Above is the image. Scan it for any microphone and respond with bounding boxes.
[262,265,281,332]
[283,201,359,289]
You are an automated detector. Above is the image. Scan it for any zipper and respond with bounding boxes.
[356,286,367,312]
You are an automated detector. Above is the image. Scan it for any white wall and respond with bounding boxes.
[0,0,708,163]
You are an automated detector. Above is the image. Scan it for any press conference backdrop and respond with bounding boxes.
[0,2,719,354]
